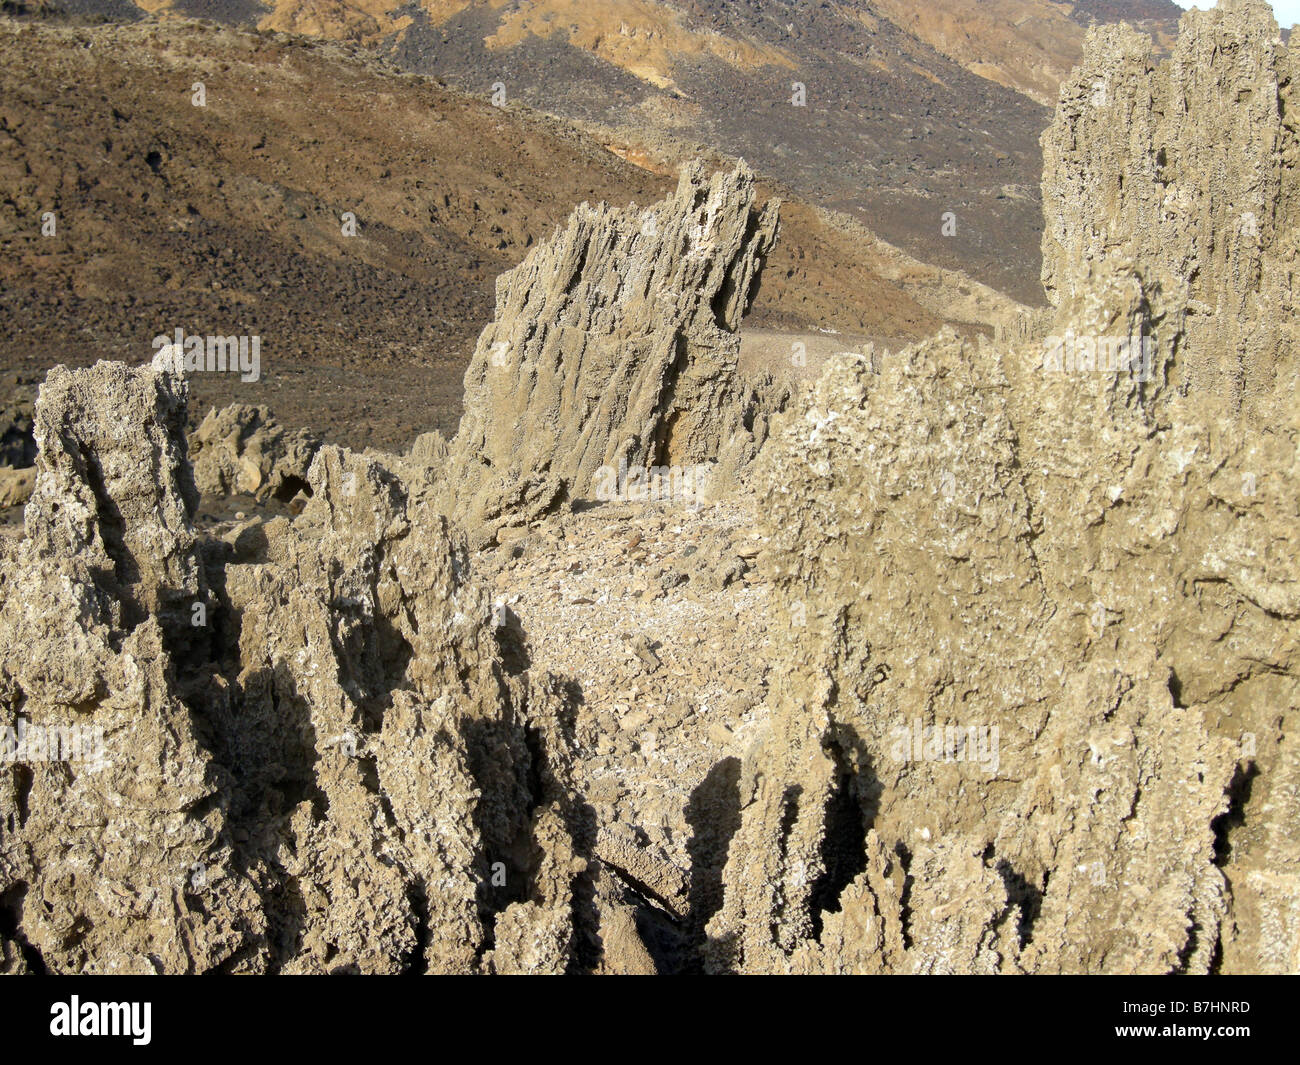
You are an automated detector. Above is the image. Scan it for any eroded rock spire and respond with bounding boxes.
[445,161,782,545]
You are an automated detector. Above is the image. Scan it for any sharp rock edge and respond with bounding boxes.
[2,2,1298,972]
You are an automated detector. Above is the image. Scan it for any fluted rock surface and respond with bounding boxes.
[706,0,1298,974]
[446,161,782,545]
[0,363,582,974]
[1041,0,1299,417]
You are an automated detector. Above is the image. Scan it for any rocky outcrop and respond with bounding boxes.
[1041,0,1299,418]
[0,362,583,974]
[714,333,1246,973]
[24,362,205,638]
[189,404,321,504]
[0,159,790,975]
[703,0,1298,974]
[0,363,260,973]
[445,161,783,546]
[2,4,1296,976]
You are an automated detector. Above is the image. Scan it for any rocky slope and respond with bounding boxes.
[2,0,1296,974]
[871,0,1181,105]
[0,16,1014,455]
[10,2,1194,303]
[378,0,1049,302]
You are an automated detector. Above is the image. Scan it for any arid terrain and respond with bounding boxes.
[0,0,1296,978]
[0,14,1023,451]
[4,0,1192,304]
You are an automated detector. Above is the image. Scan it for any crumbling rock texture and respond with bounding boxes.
[1041,0,1299,417]
[2,7,1297,973]
[189,404,321,506]
[715,0,1298,974]
[0,365,577,973]
[445,161,783,546]
[24,362,205,639]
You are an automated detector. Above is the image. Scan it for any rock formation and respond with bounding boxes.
[445,161,783,546]
[189,404,321,504]
[1041,0,1299,418]
[2,4,1297,974]
[1,363,260,973]
[705,0,1298,974]
[0,364,578,973]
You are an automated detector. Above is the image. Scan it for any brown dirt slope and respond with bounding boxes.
[870,0,1182,106]
[12,0,1046,301]
[0,16,988,450]
[9,1,1188,303]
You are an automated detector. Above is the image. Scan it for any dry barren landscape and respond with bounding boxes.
[0,0,1296,994]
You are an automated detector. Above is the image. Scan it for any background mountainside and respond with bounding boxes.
[871,0,1181,103]
[1,16,1018,451]
[12,0,1185,303]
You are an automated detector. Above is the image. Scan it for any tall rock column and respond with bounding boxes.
[445,161,781,546]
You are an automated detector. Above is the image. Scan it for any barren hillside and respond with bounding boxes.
[0,16,1015,450]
